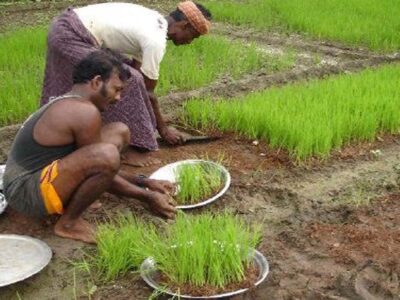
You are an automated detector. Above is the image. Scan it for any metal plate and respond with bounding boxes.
[0,164,5,191]
[140,249,269,299]
[0,234,52,287]
[0,192,7,215]
[149,159,231,209]
[0,165,7,214]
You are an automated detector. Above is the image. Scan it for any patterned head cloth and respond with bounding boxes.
[177,1,211,35]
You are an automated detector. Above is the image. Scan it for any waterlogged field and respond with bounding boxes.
[206,0,400,51]
[183,64,400,160]
[0,26,292,126]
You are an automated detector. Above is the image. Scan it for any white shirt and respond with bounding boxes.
[75,2,168,80]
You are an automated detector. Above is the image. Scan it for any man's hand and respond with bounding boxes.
[160,126,186,145]
[148,192,177,219]
[145,179,176,195]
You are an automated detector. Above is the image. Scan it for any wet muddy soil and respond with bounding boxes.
[1,1,400,299]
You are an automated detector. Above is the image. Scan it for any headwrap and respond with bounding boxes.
[177,1,211,35]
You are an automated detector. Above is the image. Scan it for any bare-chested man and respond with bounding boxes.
[3,50,176,243]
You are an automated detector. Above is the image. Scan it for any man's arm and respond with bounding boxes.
[143,75,185,145]
[71,102,176,218]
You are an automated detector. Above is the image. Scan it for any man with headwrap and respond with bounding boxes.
[41,1,212,166]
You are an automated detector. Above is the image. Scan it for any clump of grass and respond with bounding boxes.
[0,26,46,126]
[183,64,400,161]
[174,162,223,205]
[90,212,261,291]
[145,212,262,289]
[205,0,400,52]
[92,214,156,282]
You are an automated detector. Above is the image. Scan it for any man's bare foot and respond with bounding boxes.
[88,199,102,210]
[54,217,96,244]
[122,148,161,167]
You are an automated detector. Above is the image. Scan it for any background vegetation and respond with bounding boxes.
[206,0,400,51]
[183,64,400,160]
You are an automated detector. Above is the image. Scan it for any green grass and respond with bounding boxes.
[158,35,292,95]
[0,26,293,126]
[0,26,46,125]
[174,162,223,205]
[90,212,261,290]
[205,0,400,51]
[182,64,400,161]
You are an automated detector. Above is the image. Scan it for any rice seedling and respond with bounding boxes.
[144,211,262,291]
[174,162,223,205]
[92,214,155,282]
[0,26,293,125]
[158,35,293,95]
[205,0,400,52]
[0,26,46,125]
[90,212,262,293]
[183,64,400,161]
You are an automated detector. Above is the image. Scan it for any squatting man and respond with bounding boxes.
[4,50,177,244]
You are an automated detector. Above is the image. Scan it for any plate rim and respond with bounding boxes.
[140,249,269,299]
[149,159,231,209]
[0,234,53,287]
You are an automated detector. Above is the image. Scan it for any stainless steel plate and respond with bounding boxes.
[140,249,269,299]
[0,164,5,191]
[0,234,52,287]
[149,159,231,209]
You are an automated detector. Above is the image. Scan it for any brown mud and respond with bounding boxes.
[1,1,400,299]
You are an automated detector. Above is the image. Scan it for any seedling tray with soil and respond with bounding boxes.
[139,213,269,299]
[149,159,231,209]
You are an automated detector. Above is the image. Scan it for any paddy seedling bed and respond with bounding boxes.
[205,0,400,52]
[183,63,400,160]
[1,1,400,299]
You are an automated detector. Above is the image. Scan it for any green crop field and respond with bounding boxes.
[183,64,400,160]
[0,26,293,126]
[206,0,400,51]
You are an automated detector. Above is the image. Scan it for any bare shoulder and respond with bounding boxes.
[50,99,101,128]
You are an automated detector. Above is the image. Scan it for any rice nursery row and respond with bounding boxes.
[0,26,294,126]
[183,64,400,160]
[205,0,400,51]
[89,212,261,289]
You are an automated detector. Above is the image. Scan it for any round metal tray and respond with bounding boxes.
[0,164,5,191]
[140,249,269,299]
[0,164,6,215]
[149,159,231,209]
[0,234,52,287]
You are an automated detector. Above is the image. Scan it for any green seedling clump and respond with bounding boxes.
[205,0,400,52]
[93,214,156,281]
[174,163,223,205]
[183,64,400,161]
[92,212,261,291]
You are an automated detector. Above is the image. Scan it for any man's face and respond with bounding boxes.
[171,22,201,45]
[96,71,124,111]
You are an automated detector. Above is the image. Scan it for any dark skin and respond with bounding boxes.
[130,18,201,145]
[34,70,176,243]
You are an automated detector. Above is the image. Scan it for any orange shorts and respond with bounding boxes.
[40,160,64,215]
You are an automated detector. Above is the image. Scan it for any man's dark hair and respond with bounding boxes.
[169,2,212,22]
[72,49,131,84]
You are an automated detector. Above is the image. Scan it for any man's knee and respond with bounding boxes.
[91,143,121,173]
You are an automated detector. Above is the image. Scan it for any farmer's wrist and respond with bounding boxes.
[135,174,147,188]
